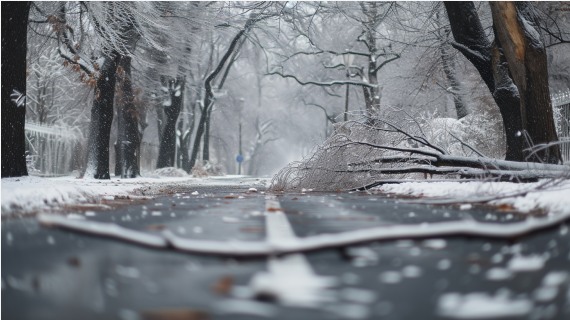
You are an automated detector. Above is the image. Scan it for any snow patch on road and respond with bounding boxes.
[1,175,270,216]
[437,290,534,318]
[375,180,570,214]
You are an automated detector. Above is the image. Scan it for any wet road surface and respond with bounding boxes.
[3,184,570,320]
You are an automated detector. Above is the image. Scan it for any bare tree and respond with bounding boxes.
[1,1,31,177]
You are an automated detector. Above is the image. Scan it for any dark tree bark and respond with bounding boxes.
[189,18,257,170]
[490,1,561,164]
[203,108,213,162]
[157,76,185,169]
[1,2,31,178]
[181,95,198,173]
[491,33,524,162]
[114,56,140,178]
[202,37,245,163]
[84,52,121,179]
[446,2,560,164]
[445,2,524,161]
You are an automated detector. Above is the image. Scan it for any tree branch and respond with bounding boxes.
[267,72,377,88]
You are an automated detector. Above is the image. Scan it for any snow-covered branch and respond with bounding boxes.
[267,72,378,88]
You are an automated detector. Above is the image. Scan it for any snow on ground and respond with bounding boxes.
[1,175,269,216]
[374,179,570,215]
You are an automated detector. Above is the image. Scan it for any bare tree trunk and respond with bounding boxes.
[189,18,256,170]
[1,1,30,177]
[438,20,468,119]
[491,34,524,162]
[84,52,121,179]
[365,3,380,113]
[490,1,561,164]
[114,56,140,178]
[203,108,212,162]
[157,76,185,168]
[203,37,246,163]
[181,99,197,173]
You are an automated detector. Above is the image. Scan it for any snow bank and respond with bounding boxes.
[1,175,269,216]
[1,176,134,215]
[375,180,570,214]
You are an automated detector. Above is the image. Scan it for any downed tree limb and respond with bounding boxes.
[37,211,570,257]
[355,179,485,190]
[342,140,569,172]
[269,112,569,192]
[339,167,568,180]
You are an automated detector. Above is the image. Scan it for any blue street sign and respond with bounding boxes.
[236,155,244,163]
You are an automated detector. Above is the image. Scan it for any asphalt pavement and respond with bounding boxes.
[2,182,570,320]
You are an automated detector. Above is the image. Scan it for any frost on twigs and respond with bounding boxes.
[270,109,569,192]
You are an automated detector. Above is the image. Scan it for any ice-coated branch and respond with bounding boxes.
[267,72,378,88]
[285,49,371,61]
[373,54,400,74]
[302,100,337,124]
[448,131,487,158]
[348,155,436,167]
[358,119,448,155]
[449,41,488,67]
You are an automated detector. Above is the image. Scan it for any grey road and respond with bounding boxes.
[2,183,570,320]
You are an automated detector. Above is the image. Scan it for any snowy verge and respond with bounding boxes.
[1,175,269,216]
[374,179,570,215]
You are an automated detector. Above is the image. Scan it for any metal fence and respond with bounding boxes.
[552,89,570,163]
[24,121,83,175]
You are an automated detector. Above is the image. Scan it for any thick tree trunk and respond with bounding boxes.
[84,52,121,179]
[114,56,140,178]
[1,2,30,178]
[490,1,560,164]
[445,2,526,162]
[444,2,495,92]
[491,35,524,162]
[157,76,184,168]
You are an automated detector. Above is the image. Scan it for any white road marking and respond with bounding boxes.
[246,196,337,308]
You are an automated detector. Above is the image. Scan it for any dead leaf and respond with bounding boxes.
[498,204,515,211]
[146,225,167,231]
[267,207,284,212]
[291,197,298,200]
[67,256,81,267]
[211,275,234,295]
[142,309,209,320]
[224,196,234,199]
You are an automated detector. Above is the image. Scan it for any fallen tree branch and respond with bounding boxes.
[37,210,570,257]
